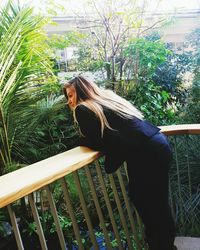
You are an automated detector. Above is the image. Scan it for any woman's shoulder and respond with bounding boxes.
[75,104,98,120]
[75,104,91,114]
[75,104,88,111]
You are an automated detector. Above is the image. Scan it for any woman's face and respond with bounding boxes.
[66,86,77,109]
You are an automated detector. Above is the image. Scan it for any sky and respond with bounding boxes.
[0,0,200,14]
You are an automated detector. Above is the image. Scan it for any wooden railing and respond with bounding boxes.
[0,124,200,250]
[0,147,101,209]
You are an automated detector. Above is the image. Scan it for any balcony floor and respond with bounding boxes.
[175,237,200,250]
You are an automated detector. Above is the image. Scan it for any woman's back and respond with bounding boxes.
[75,104,160,152]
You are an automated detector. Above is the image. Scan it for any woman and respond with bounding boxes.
[63,75,176,250]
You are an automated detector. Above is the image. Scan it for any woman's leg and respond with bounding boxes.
[127,134,176,250]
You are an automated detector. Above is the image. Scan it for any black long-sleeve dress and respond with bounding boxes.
[75,104,175,250]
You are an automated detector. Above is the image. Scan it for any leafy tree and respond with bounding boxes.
[123,38,170,83]
[47,31,86,72]
[144,31,192,97]
[124,81,175,125]
[0,1,59,174]
[74,0,167,87]
[153,52,192,92]
[48,32,85,50]
[14,96,78,166]
[181,76,200,123]
[178,28,200,123]
[75,42,105,72]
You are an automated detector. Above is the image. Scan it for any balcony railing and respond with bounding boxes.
[0,124,200,250]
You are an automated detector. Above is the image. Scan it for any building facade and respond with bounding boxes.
[45,9,200,67]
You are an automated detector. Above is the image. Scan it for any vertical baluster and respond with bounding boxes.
[168,135,176,221]
[123,161,129,181]
[174,136,184,225]
[28,193,48,250]
[123,162,144,240]
[85,165,112,249]
[44,185,66,250]
[185,135,192,199]
[108,174,133,249]
[60,177,84,250]
[116,169,142,250]
[95,160,124,250]
[169,178,175,220]
[7,205,24,250]
[72,171,99,250]
[134,209,145,244]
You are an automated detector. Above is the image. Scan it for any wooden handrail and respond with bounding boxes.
[0,124,199,209]
[160,124,200,135]
[0,147,101,208]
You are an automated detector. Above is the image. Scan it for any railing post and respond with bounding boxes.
[116,169,142,250]
[7,205,24,250]
[44,185,67,250]
[174,136,184,225]
[84,165,113,250]
[108,174,133,249]
[185,135,192,199]
[122,162,145,242]
[28,193,48,250]
[95,160,124,250]
[73,171,99,250]
[60,177,84,250]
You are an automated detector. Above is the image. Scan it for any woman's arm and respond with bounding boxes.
[75,105,104,151]
[75,105,125,173]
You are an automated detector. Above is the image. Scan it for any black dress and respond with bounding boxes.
[75,104,175,250]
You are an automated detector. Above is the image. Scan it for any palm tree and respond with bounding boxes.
[0,0,57,175]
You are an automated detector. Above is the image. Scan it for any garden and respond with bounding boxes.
[0,0,199,249]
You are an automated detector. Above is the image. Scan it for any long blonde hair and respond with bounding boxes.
[63,76,143,136]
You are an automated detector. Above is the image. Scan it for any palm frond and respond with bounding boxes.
[0,1,57,174]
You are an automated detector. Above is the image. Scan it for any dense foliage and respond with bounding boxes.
[178,28,200,123]
[0,1,76,174]
[0,1,199,247]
